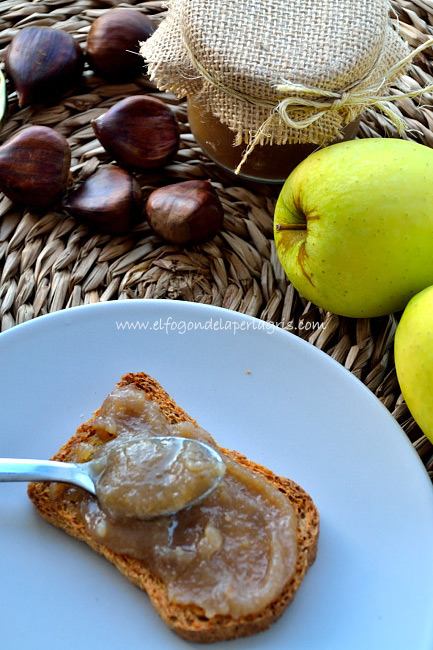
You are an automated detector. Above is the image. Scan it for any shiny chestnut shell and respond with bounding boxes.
[92,96,180,172]
[5,26,84,107]
[62,166,142,234]
[146,180,224,245]
[0,125,71,210]
[87,9,154,81]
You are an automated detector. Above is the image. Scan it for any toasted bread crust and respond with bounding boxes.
[28,372,319,642]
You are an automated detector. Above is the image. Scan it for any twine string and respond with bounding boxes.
[180,24,433,174]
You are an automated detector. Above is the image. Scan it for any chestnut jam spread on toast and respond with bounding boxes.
[28,373,319,642]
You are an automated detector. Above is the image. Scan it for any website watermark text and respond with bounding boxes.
[115,317,322,335]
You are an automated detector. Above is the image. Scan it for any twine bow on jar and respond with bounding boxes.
[234,36,433,173]
[142,0,433,175]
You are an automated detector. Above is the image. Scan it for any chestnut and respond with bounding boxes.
[145,180,224,245]
[87,9,154,82]
[92,96,179,171]
[0,69,6,126]
[0,126,71,210]
[5,26,84,107]
[62,166,142,234]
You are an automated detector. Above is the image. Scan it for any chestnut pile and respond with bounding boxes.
[0,9,224,244]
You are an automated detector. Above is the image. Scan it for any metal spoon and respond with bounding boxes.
[0,436,226,518]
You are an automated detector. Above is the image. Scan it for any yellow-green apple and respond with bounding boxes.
[274,138,433,318]
[395,285,433,443]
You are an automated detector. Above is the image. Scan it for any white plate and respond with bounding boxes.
[1,300,433,650]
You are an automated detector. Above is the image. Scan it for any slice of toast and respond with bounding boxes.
[28,372,319,643]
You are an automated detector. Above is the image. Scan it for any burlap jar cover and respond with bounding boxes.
[141,0,433,172]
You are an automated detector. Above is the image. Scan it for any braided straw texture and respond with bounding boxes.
[1,0,433,479]
[142,0,409,145]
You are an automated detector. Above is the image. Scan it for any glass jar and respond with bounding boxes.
[187,100,360,183]
[142,0,409,183]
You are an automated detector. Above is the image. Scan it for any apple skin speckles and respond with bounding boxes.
[297,243,315,287]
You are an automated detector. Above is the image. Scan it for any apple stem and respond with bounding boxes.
[275,223,307,231]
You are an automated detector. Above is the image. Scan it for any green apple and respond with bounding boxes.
[395,285,433,443]
[274,138,433,318]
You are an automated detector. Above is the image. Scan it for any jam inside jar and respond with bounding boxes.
[187,99,360,183]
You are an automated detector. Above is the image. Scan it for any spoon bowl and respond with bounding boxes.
[0,436,226,518]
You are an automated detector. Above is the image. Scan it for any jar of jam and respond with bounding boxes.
[142,0,409,182]
[187,100,361,183]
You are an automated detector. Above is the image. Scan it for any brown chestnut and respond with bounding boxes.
[92,96,179,171]
[5,26,84,107]
[0,70,6,126]
[0,126,71,210]
[87,9,154,82]
[145,180,224,245]
[62,166,142,234]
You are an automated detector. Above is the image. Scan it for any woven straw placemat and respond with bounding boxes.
[1,0,433,479]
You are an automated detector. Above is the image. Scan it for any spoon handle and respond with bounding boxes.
[0,458,96,494]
